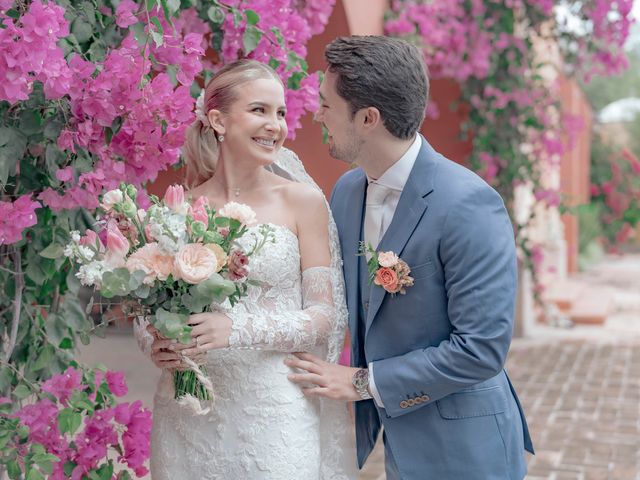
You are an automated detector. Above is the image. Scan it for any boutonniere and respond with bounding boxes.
[358,242,414,295]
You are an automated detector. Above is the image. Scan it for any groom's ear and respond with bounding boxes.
[357,106,381,132]
[207,109,226,136]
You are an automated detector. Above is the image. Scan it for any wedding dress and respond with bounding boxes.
[134,149,357,479]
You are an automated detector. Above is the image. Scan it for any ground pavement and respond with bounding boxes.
[80,254,640,480]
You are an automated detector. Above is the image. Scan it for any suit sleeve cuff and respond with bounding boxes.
[368,362,385,408]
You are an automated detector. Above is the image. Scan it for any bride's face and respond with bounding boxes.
[218,78,288,166]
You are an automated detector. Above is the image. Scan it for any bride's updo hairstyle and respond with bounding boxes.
[183,59,283,188]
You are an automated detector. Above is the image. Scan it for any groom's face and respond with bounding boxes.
[316,70,363,163]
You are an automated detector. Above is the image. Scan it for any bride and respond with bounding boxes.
[134,59,357,479]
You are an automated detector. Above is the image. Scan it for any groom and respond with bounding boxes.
[286,36,534,478]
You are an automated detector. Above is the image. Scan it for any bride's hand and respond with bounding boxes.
[183,312,233,356]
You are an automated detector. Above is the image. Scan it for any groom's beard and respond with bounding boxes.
[328,133,363,164]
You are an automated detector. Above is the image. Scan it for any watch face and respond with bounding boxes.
[353,369,368,388]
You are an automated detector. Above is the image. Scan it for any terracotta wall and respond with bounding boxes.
[558,74,593,273]
[287,0,472,197]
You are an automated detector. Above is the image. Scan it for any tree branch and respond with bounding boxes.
[4,247,24,362]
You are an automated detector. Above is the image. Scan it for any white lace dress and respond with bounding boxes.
[135,224,357,479]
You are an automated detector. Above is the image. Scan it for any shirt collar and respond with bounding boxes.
[367,134,421,191]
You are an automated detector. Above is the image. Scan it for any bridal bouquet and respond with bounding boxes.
[65,183,272,408]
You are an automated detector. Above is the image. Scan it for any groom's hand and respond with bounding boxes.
[285,352,361,401]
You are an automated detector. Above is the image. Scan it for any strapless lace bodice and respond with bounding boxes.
[138,225,357,479]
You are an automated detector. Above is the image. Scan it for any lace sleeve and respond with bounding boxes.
[133,315,154,360]
[227,266,335,352]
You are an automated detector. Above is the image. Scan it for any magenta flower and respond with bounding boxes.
[41,367,84,405]
[105,371,129,397]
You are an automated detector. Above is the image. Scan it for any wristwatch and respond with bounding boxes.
[352,368,373,400]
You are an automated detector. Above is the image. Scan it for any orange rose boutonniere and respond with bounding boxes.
[358,242,414,295]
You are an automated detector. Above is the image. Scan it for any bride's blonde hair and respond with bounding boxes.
[183,59,283,188]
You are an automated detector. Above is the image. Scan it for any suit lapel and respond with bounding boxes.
[341,170,367,339]
[365,137,437,332]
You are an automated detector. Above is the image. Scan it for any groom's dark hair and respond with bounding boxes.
[324,36,429,140]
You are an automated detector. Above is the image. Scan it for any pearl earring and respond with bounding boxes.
[218,134,225,143]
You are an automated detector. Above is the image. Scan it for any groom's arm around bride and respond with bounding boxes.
[287,35,533,480]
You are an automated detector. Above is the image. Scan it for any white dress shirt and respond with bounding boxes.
[366,134,421,408]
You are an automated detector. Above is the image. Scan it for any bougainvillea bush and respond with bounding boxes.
[384,0,634,296]
[589,144,640,251]
[0,366,152,479]
[0,0,335,473]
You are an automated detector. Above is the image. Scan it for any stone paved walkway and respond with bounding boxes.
[80,254,640,480]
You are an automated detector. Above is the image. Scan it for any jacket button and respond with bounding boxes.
[420,395,430,402]
[364,301,369,309]
[400,400,409,409]
[407,398,416,407]
[414,397,423,405]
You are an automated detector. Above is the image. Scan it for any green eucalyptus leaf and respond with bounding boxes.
[101,268,134,298]
[153,308,189,340]
[134,283,151,298]
[129,269,146,290]
[193,273,236,304]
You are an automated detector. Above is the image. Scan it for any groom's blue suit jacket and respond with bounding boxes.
[330,137,534,479]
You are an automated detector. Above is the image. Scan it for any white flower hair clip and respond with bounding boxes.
[195,89,210,127]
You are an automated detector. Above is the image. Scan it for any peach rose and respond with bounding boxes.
[173,243,219,284]
[373,267,399,293]
[377,251,399,268]
[126,242,174,285]
[218,202,257,226]
[205,243,227,272]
